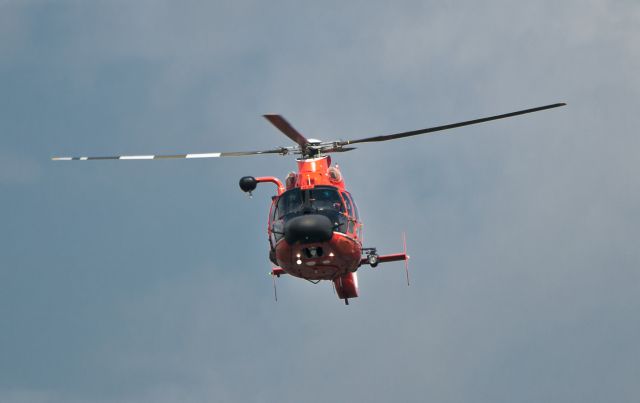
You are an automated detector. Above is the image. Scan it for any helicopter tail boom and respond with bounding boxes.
[360,253,408,266]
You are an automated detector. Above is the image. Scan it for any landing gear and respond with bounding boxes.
[272,273,278,302]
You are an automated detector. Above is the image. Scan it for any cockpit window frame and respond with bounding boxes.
[341,191,354,218]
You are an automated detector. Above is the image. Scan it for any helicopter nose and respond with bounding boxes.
[284,214,334,244]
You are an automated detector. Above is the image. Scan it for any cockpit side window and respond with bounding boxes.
[269,197,278,247]
[345,192,359,220]
[270,197,279,221]
[342,192,354,218]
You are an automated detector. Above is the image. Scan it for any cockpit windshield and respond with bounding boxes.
[272,186,350,242]
[276,188,303,218]
[309,186,343,212]
[275,186,343,219]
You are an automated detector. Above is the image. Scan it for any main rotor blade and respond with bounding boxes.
[263,114,309,148]
[51,148,287,161]
[339,103,566,146]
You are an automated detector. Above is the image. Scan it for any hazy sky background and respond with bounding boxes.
[1,1,639,402]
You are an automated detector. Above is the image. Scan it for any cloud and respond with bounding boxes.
[2,1,639,402]
[0,2,30,58]
[0,153,41,184]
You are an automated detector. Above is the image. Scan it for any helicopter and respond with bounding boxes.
[53,102,565,304]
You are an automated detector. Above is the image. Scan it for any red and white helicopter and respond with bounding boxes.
[53,103,565,304]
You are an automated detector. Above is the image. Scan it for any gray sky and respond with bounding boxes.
[1,1,639,402]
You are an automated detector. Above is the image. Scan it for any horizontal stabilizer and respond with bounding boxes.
[360,253,408,266]
[271,267,287,277]
[362,233,410,285]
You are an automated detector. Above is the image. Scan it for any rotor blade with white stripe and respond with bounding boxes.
[51,148,289,161]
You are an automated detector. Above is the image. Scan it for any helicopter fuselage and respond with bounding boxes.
[260,156,364,299]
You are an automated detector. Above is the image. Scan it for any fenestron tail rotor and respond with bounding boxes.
[52,103,565,161]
